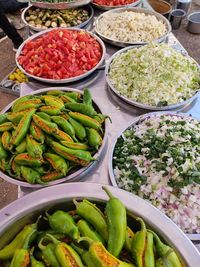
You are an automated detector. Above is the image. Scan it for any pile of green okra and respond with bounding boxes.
[0,187,183,267]
[0,88,107,184]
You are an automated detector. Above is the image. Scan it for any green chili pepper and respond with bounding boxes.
[12,109,36,146]
[74,199,108,241]
[44,153,69,175]
[155,257,173,267]
[60,95,77,103]
[0,113,8,124]
[83,88,93,106]
[38,237,61,267]
[0,159,10,173]
[14,153,43,167]
[68,117,86,141]
[0,220,38,260]
[36,112,51,122]
[51,116,77,141]
[86,128,102,149]
[15,139,27,154]
[0,122,13,132]
[11,95,33,112]
[51,141,94,166]
[11,158,21,178]
[131,218,147,267]
[92,113,111,124]
[78,237,135,267]
[39,106,62,116]
[13,99,42,112]
[21,166,44,184]
[7,108,34,124]
[69,112,101,131]
[26,135,43,159]
[42,95,64,110]
[53,129,73,142]
[77,219,105,245]
[46,210,80,240]
[33,114,58,135]
[29,121,45,144]
[124,227,134,253]
[0,140,8,160]
[144,232,155,267]
[45,234,84,267]
[30,250,46,267]
[47,90,63,96]
[63,92,81,101]
[1,131,12,151]
[149,231,183,267]
[65,103,96,117]
[103,187,127,257]
[61,141,89,151]
[41,171,63,182]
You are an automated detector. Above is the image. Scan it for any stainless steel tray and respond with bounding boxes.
[105,45,200,111]
[0,87,108,188]
[21,4,94,32]
[30,0,91,9]
[91,0,141,11]
[94,7,171,47]
[108,111,200,240]
[0,183,199,266]
[15,28,106,84]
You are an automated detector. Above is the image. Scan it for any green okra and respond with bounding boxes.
[14,153,43,167]
[44,153,69,175]
[26,134,43,159]
[12,109,36,146]
[69,112,101,131]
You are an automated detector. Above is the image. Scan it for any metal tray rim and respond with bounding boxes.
[15,28,106,84]
[94,7,171,47]
[0,87,108,188]
[21,5,94,32]
[105,45,200,111]
[108,111,200,239]
[30,0,92,9]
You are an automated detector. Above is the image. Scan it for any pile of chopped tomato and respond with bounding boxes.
[17,29,102,80]
[93,0,137,6]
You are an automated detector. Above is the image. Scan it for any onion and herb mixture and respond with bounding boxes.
[108,43,200,107]
[96,11,167,43]
[113,114,200,233]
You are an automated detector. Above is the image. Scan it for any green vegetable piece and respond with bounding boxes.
[0,122,13,132]
[86,128,102,149]
[65,103,96,117]
[0,113,8,124]
[51,116,77,141]
[83,88,93,106]
[44,153,69,175]
[0,140,8,160]
[26,134,43,159]
[69,112,101,131]
[68,117,86,141]
[21,166,43,184]
[144,232,155,267]
[14,153,43,167]
[124,227,134,253]
[15,139,27,154]
[36,111,51,122]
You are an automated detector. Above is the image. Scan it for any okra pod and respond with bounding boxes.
[33,114,58,135]
[12,109,36,146]
[26,134,43,158]
[14,153,43,167]
[51,141,94,166]
[29,121,45,144]
[44,153,69,175]
[0,122,13,132]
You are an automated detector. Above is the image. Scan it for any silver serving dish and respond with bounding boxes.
[21,5,94,32]
[16,28,106,84]
[30,0,91,9]
[105,45,200,111]
[108,111,200,240]
[0,87,108,188]
[0,183,199,266]
[94,7,171,47]
[91,0,141,11]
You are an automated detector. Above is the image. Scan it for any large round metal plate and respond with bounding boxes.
[30,0,91,9]
[94,7,171,47]
[0,183,199,265]
[91,0,141,10]
[16,28,106,84]
[108,111,200,239]
[105,45,200,111]
[0,87,108,188]
[21,5,94,32]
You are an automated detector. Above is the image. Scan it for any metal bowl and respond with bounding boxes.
[91,0,141,11]
[105,45,200,111]
[94,7,171,47]
[30,0,92,9]
[0,183,199,266]
[108,111,200,239]
[21,5,94,32]
[0,87,108,188]
[16,28,106,84]
[187,12,200,34]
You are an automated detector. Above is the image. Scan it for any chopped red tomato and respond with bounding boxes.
[17,29,103,80]
[93,0,137,6]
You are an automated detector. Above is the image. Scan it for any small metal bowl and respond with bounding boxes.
[187,12,200,34]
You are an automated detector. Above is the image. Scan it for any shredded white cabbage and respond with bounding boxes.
[108,43,200,107]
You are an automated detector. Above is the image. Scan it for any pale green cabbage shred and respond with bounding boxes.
[109,43,200,106]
